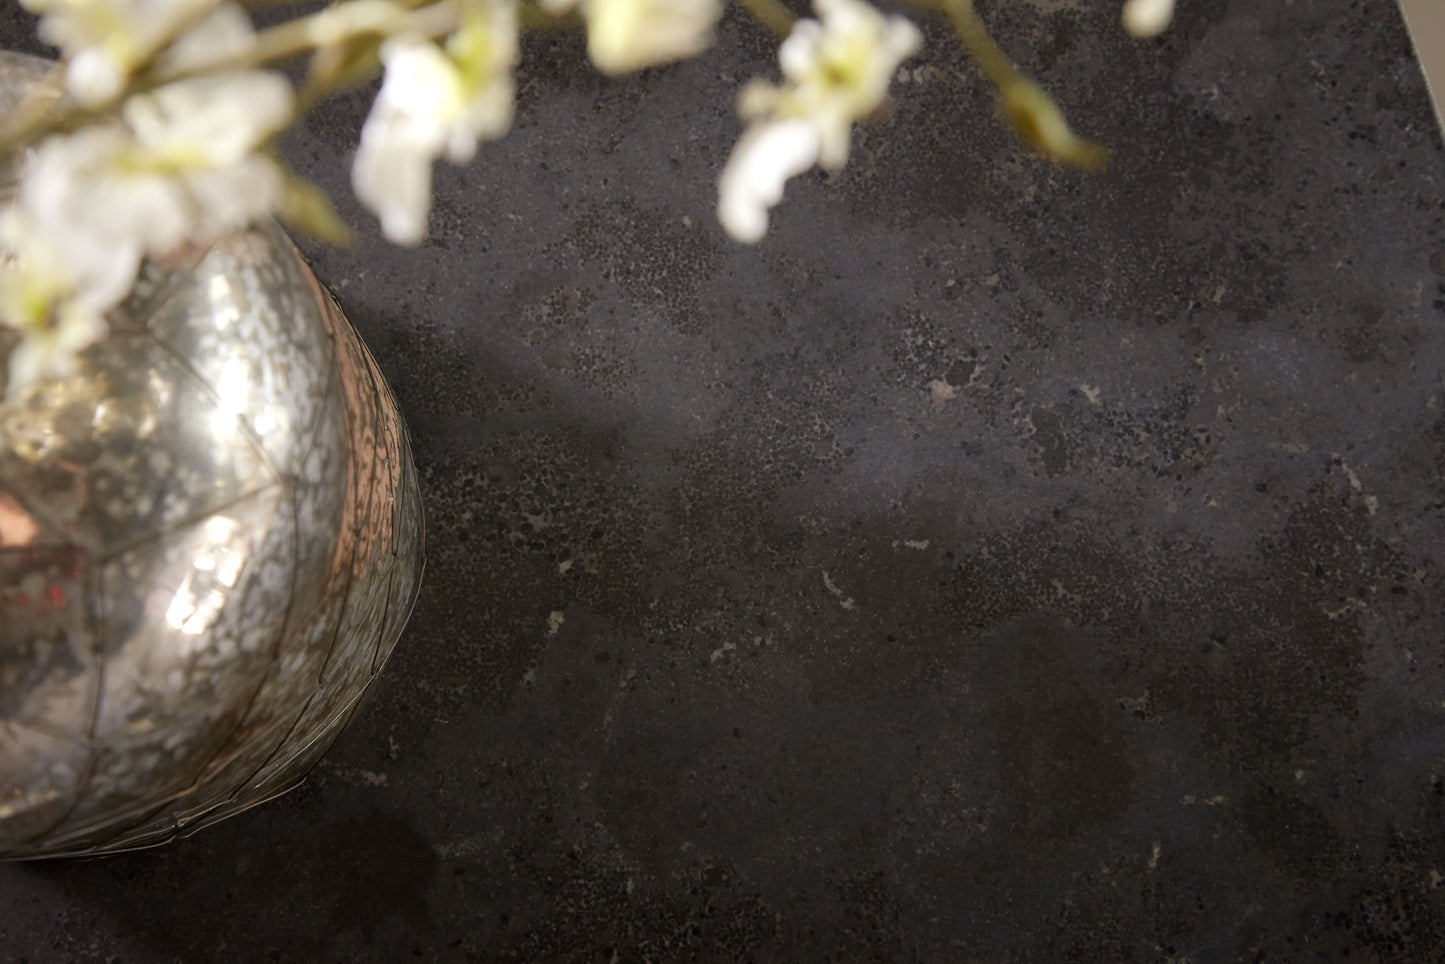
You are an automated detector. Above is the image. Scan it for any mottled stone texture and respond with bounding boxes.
[3,0,1444,959]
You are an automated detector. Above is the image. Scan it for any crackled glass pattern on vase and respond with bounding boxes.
[0,53,424,859]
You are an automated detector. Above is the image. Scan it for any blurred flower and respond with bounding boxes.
[155,1,257,74]
[1,69,291,393]
[1122,0,1175,39]
[352,0,519,244]
[125,70,293,172]
[23,71,293,264]
[755,0,922,169]
[580,0,722,75]
[21,0,228,107]
[14,129,148,307]
[717,0,920,243]
[0,209,110,397]
[716,119,820,244]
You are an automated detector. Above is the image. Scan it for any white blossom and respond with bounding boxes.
[762,0,921,168]
[540,0,718,75]
[1,69,291,394]
[155,1,258,75]
[1122,0,1175,39]
[584,0,721,75]
[716,120,820,245]
[352,1,519,245]
[18,127,158,306]
[0,210,111,396]
[717,0,920,243]
[125,70,293,171]
[22,71,293,269]
[21,0,226,107]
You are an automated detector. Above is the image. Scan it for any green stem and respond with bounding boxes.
[734,0,796,39]
[154,0,459,85]
[518,1,582,31]
[297,40,384,116]
[0,64,66,149]
[940,0,1018,89]
[936,0,1107,170]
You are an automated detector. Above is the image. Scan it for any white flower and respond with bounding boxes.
[353,40,461,245]
[352,1,519,245]
[22,71,293,267]
[21,0,226,107]
[540,0,717,75]
[0,69,291,392]
[584,0,721,75]
[716,120,820,245]
[717,0,920,242]
[18,127,155,305]
[1122,0,1175,39]
[0,209,111,397]
[154,1,258,75]
[763,0,921,168]
[125,70,293,171]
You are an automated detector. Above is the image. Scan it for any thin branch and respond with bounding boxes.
[0,0,462,154]
[940,0,1107,170]
[734,0,796,40]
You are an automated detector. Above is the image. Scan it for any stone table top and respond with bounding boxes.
[3,0,1445,959]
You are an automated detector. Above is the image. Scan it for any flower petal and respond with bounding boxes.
[585,0,721,75]
[352,11,518,244]
[27,0,225,107]
[719,0,918,240]
[124,70,294,166]
[1122,0,1175,39]
[717,119,821,244]
[352,136,434,247]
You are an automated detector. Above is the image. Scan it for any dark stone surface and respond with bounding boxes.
[5,0,1445,959]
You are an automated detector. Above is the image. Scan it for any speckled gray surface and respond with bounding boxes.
[4,0,1445,960]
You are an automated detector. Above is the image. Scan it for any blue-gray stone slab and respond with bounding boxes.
[4,0,1444,959]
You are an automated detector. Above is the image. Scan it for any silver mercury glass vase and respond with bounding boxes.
[0,52,424,859]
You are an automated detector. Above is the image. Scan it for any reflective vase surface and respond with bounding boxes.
[0,52,424,859]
